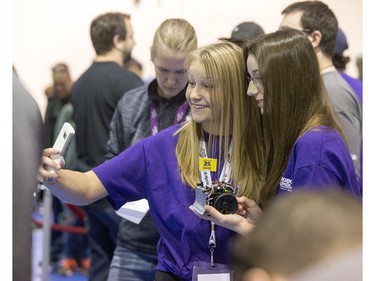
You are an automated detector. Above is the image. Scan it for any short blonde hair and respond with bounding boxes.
[150,18,197,61]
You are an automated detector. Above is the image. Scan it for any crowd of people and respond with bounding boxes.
[15,1,363,281]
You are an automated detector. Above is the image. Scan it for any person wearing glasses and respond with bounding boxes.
[279,0,362,192]
[194,28,361,236]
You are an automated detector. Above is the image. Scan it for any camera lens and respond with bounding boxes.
[213,193,238,214]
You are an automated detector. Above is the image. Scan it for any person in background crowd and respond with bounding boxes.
[43,62,75,266]
[279,0,362,188]
[13,67,46,281]
[45,85,54,99]
[51,100,90,276]
[106,18,197,281]
[220,21,265,47]
[333,27,362,103]
[44,63,72,149]
[70,12,144,281]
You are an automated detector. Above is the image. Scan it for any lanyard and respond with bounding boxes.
[199,139,233,266]
[199,140,233,187]
[149,100,189,136]
[209,221,216,266]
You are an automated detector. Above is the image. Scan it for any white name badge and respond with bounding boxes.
[192,261,233,281]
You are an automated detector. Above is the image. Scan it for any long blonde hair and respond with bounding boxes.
[175,42,263,202]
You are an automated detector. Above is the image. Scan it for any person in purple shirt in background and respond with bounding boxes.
[195,28,361,236]
[333,28,363,103]
[332,27,363,195]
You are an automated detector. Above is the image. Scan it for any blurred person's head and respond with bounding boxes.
[220,21,265,47]
[232,21,265,45]
[333,28,350,71]
[280,1,338,58]
[52,63,72,99]
[231,189,362,281]
[90,12,134,62]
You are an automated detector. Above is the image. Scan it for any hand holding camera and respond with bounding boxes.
[190,193,262,236]
[191,180,238,215]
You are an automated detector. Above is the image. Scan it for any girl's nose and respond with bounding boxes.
[247,82,258,97]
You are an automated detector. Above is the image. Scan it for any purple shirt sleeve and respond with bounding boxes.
[277,127,361,200]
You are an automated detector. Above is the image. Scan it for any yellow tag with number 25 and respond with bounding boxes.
[199,158,217,172]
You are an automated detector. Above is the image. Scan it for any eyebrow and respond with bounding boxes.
[156,65,185,72]
[248,69,260,75]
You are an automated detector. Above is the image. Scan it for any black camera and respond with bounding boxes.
[191,181,238,215]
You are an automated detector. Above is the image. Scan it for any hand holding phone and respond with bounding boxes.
[49,122,75,173]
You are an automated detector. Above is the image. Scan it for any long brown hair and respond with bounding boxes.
[243,28,344,205]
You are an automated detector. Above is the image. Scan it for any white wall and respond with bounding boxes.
[13,0,362,116]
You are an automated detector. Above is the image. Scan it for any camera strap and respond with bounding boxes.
[199,140,233,266]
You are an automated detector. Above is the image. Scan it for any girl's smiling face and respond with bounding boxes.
[186,61,220,133]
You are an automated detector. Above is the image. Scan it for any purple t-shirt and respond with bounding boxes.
[277,126,361,200]
[93,124,236,280]
[340,72,362,104]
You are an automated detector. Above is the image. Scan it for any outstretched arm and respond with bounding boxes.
[191,196,262,236]
[38,148,108,206]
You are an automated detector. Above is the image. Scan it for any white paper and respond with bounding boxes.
[115,199,149,224]
[198,273,230,281]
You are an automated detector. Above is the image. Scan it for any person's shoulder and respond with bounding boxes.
[13,73,41,119]
[156,124,182,136]
[122,84,148,99]
[115,66,145,89]
[294,127,350,167]
[297,126,343,148]
[74,63,96,80]
[340,72,363,95]
[323,70,357,93]
[114,64,144,81]
[340,72,362,85]
[144,124,182,142]
[116,84,149,107]
[322,71,361,107]
[134,124,181,155]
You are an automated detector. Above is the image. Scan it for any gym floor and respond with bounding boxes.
[32,228,87,281]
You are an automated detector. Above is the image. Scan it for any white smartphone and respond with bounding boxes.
[50,122,75,169]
